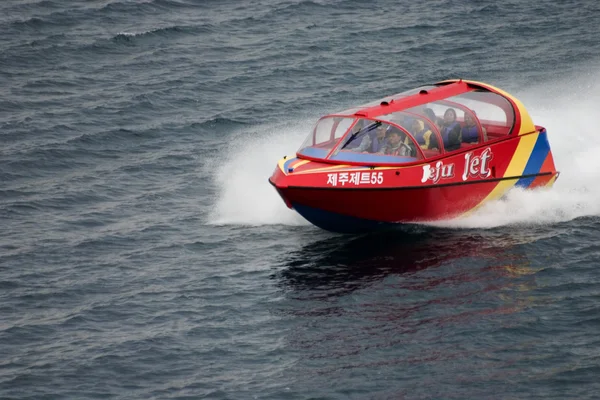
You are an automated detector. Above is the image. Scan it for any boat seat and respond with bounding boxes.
[422,149,440,158]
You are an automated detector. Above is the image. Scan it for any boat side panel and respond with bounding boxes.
[281,180,508,222]
[270,131,559,224]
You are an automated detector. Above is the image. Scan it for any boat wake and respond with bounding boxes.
[210,70,600,229]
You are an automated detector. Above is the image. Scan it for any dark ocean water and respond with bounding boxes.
[3,0,600,398]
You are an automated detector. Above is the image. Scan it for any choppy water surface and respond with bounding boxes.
[2,0,600,398]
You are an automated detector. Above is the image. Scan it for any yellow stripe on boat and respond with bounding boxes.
[291,159,311,169]
[461,133,538,216]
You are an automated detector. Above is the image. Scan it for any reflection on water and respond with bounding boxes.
[273,227,548,393]
[277,226,540,298]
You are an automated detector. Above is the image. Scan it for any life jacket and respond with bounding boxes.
[386,146,402,156]
[415,129,434,149]
[414,129,426,145]
[461,125,478,143]
[344,133,362,149]
[441,121,461,150]
[412,120,433,150]
[370,133,385,153]
[385,143,410,156]
[345,124,373,149]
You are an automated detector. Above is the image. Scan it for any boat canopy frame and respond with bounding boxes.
[295,80,533,167]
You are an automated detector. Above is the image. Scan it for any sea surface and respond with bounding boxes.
[2,0,600,399]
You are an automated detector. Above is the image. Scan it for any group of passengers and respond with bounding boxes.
[355,123,415,157]
[413,108,488,151]
[349,107,486,157]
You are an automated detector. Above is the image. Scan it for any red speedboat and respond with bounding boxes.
[269,79,559,233]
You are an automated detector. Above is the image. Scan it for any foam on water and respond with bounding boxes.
[211,70,600,228]
[208,121,309,226]
[437,71,600,228]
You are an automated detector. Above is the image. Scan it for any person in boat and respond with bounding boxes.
[378,129,413,157]
[461,111,488,143]
[356,123,387,153]
[423,108,443,129]
[343,119,367,149]
[440,108,462,151]
[411,119,437,150]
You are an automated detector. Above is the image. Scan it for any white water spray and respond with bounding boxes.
[437,73,600,228]
[207,121,309,226]
[210,71,600,228]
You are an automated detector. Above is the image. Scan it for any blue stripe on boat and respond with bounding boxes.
[515,132,550,188]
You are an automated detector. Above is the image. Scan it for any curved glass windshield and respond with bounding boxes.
[401,90,516,150]
[443,90,516,140]
[297,116,355,159]
[328,118,423,163]
[297,117,423,163]
[379,111,442,157]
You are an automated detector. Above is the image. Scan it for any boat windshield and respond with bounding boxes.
[297,117,423,163]
[297,116,355,159]
[378,111,442,157]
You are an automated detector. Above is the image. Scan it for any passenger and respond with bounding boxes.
[462,111,488,142]
[461,112,479,143]
[402,134,417,157]
[411,119,438,150]
[440,108,462,151]
[351,119,365,134]
[423,108,443,129]
[378,130,412,157]
[356,123,387,153]
[461,111,488,143]
[343,120,366,149]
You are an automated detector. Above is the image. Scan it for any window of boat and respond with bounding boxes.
[444,91,516,142]
[334,117,354,138]
[328,118,423,163]
[405,98,504,151]
[297,116,355,159]
[379,111,443,157]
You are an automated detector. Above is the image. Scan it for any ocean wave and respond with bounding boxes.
[99,0,161,14]
[273,0,332,14]
[197,117,249,129]
[4,147,94,173]
[65,128,161,147]
[100,0,201,13]
[214,0,333,27]
[113,24,214,42]
[476,4,501,13]
[4,7,82,31]
[9,16,47,28]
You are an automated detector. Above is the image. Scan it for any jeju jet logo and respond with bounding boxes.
[421,161,455,184]
[462,148,493,181]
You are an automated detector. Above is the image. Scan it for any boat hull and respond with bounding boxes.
[272,174,556,232]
